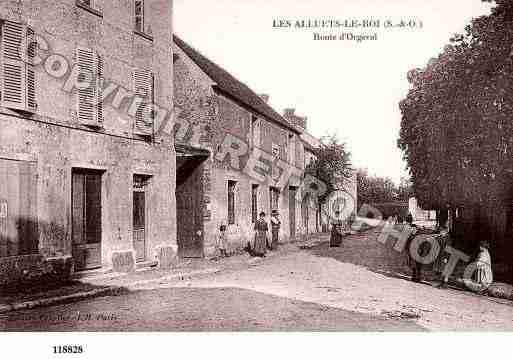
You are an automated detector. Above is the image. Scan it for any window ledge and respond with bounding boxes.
[76,2,103,18]
[134,29,154,42]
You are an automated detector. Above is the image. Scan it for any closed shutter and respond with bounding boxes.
[26,26,37,112]
[133,68,154,136]
[76,47,102,126]
[1,20,26,110]
[96,53,103,124]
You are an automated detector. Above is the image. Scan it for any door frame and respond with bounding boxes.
[133,174,151,263]
[70,167,105,271]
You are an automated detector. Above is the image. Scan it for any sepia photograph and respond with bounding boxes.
[0,0,512,355]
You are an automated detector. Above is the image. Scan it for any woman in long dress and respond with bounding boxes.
[464,240,493,293]
[475,241,493,290]
[253,212,268,257]
[330,211,344,247]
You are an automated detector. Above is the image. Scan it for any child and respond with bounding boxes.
[217,224,228,257]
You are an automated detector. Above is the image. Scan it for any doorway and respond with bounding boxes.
[176,155,207,258]
[133,175,150,262]
[289,186,297,240]
[72,169,103,271]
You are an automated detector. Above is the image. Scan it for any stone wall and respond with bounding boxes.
[0,0,177,277]
[173,41,308,256]
[0,254,73,292]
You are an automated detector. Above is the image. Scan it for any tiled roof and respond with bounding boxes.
[173,35,300,133]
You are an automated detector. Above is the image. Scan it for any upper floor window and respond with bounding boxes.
[76,0,103,17]
[135,0,144,32]
[133,68,155,137]
[288,133,295,164]
[251,116,259,149]
[76,47,103,127]
[134,0,152,40]
[0,20,38,113]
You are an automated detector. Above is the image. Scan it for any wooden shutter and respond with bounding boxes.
[1,20,26,110]
[96,53,103,124]
[133,68,154,136]
[77,47,102,126]
[26,26,37,112]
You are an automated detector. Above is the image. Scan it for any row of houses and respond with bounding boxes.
[0,0,356,287]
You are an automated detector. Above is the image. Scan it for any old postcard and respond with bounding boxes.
[0,0,512,357]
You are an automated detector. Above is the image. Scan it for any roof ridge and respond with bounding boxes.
[173,34,299,134]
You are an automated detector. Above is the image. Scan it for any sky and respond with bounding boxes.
[173,0,492,184]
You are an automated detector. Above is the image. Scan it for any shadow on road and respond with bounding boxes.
[0,286,425,332]
[306,231,415,283]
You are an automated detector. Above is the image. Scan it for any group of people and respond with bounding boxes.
[216,210,282,258]
[403,212,493,292]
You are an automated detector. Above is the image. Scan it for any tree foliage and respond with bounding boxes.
[398,1,513,212]
[305,133,352,203]
[357,170,413,206]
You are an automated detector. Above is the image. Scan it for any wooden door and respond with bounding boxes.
[0,159,37,257]
[176,160,204,258]
[302,193,310,235]
[133,190,146,262]
[289,187,297,240]
[72,170,102,271]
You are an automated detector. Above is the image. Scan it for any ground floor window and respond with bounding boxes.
[0,159,38,257]
[252,184,259,223]
[270,187,280,212]
[228,180,237,225]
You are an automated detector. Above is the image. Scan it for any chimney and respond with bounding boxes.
[259,94,270,103]
[283,108,307,130]
[284,108,296,117]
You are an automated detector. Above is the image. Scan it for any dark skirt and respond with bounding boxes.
[253,231,267,256]
[271,228,279,250]
[330,230,343,247]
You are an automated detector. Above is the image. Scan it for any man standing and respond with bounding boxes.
[270,209,281,251]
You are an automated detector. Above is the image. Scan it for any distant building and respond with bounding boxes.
[409,197,436,221]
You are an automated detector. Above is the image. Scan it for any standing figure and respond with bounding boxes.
[330,211,344,248]
[406,224,423,282]
[253,212,268,257]
[406,212,414,225]
[270,209,281,251]
[216,223,228,257]
[474,241,493,291]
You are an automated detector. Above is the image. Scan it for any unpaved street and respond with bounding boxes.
[2,229,513,331]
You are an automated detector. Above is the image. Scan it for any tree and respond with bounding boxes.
[398,0,513,272]
[305,133,352,204]
[357,169,398,205]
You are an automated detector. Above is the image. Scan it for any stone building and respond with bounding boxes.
[173,35,317,257]
[0,0,176,287]
[285,109,358,234]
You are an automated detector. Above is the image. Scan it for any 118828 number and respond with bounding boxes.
[53,345,84,354]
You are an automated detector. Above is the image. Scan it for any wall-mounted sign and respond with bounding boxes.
[0,200,8,219]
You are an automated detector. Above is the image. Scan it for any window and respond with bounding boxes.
[251,184,259,223]
[0,20,37,113]
[76,0,102,17]
[0,159,38,258]
[133,68,154,136]
[272,143,280,160]
[251,116,260,149]
[228,180,236,225]
[270,187,280,212]
[288,134,295,163]
[76,47,103,127]
[134,0,144,33]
